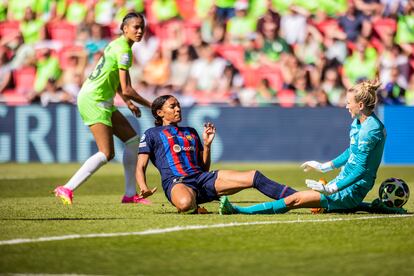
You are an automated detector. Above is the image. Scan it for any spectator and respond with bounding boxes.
[321,67,346,106]
[294,25,323,66]
[85,23,109,62]
[65,0,89,25]
[343,36,378,86]
[395,1,414,44]
[280,5,309,45]
[33,48,61,94]
[94,0,115,25]
[151,0,179,22]
[378,43,410,88]
[405,74,414,106]
[7,0,34,21]
[142,47,171,87]
[381,67,406,104]
[169,45,195,92]
[215,0,236,23]
[20,7,46,45]
[226,1,257,44]
[39,78,73,106]
[188,42,226,93]
[0,48,12,94]
[255,78,276,106]
[338,1,370,42]
[257,17,289,62]
[256,1,281,39]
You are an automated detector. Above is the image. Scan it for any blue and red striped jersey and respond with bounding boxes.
[139,125,204,183]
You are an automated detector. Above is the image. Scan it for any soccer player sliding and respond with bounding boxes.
[136,95,296,213]
[220,79,405,215]
[54,12,156,205]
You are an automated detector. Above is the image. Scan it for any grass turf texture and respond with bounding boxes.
[0,163,413,275]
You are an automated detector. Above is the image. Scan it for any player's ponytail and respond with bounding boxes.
[151,95,174,126]
[349,78,381,112]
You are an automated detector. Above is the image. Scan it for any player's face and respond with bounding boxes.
[158,97,182,125]
[123,17,145,44]
[346,92,363,119]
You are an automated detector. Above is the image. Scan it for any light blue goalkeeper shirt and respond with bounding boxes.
[330,113,386,191]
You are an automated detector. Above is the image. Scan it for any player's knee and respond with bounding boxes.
[175,197,196,212]
[102,151,114,161]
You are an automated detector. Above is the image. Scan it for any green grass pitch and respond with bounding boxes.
[0,163,413,275]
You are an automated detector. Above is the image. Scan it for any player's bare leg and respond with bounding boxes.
[283,190,322,209]
[214,170,255,195]
[171,184,197,212]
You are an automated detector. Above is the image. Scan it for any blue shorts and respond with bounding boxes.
[320,184,370,211]
[163,171,219,204]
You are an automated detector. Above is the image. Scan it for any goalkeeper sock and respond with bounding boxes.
[64,152,108,191]
[233,199,289,214]
[253,171,297,199]
[123,135,140,197]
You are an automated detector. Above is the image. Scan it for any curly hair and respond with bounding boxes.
[151,95,174,126]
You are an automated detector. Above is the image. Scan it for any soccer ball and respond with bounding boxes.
[378,178,410,208]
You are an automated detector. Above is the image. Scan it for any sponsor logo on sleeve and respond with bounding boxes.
[120,53,130,66]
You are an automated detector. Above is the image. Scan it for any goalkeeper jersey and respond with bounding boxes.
[331,113,386,191]
[79,36,132,103]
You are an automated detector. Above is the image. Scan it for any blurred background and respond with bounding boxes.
[1,0,414,106]
[0,0,413,164]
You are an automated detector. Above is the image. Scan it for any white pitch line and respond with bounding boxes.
[0,214,412,246]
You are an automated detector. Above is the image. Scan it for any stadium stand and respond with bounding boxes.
[0,0,413,107]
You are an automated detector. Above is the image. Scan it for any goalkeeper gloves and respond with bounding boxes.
[301,161,334,173]
[306,179,338,195]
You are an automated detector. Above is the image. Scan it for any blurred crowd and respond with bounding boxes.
[1,0,414,107]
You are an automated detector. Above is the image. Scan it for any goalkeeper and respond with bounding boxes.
[220,79,404,215]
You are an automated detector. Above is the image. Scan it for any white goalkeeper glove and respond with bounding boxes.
[306,179,338,195]
[301,161,333,173]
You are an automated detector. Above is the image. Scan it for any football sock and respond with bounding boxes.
[64,151,108,191]
[123,135,140,197]
[233,199,289,214]
[253,171,297,199]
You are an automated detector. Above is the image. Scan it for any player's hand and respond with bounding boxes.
[301,161,333,173]
[306,179,338,195]
[139,187,157,198]
[203,122,216,147]
[127,101,141,118]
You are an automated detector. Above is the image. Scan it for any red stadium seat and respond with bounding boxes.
[58,45,85,69]
[0,21,20,38]
[373,18,397,42]
[277,89,296,108]
[47,21,77,45]
[258,65,283,91]
[176,0,200,23]
[1,89,29,106]
[13,66,36,95]
[214,44,245,70]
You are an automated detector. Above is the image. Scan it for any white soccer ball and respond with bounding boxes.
[378,178,410,208]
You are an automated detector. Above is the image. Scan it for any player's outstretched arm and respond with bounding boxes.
[301,161,334,173]
[200,122,216,171]
[136,153,157,198]
[119,69,151,108]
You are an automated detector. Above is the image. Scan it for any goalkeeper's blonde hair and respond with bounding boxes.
[349,79,381,112]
